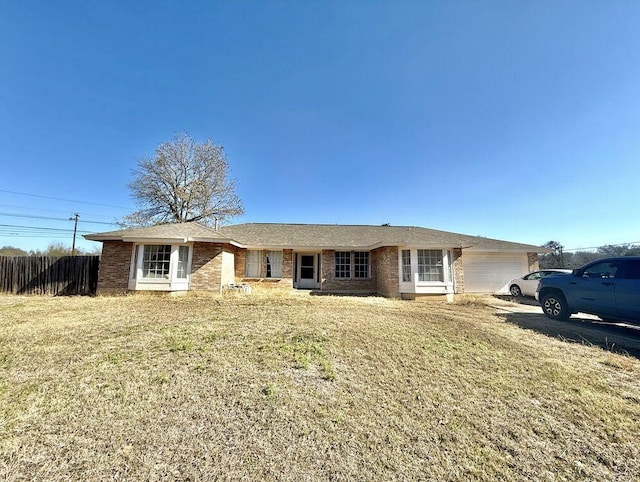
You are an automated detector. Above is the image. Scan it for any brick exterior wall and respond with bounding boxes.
[320,250,377,293]
[282,249,293,280]
[373,246,399,297]
[190,242,230,293]
[96,241,133,294]
[234,248,246,280]
[452,248,464,294]
[96,242,476,298]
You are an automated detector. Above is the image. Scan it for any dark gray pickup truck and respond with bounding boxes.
[536,257,640,323]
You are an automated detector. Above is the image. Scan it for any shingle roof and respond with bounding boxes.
[84,222,230,243]
[85,222,546,252]
[217,223,545,252]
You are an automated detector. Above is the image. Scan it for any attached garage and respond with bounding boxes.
[462,252,529,293]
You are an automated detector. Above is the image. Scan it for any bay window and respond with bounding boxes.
[129,244,192,290]
[401,250,411,282]
[417,249,444,282]
[142,245,171,279]
[399,248,453,293]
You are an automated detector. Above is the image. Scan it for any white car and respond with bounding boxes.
[507,269,572,297]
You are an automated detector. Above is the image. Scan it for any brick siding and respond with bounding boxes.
[190,242,235,293]
[373,246,399,297]
[452,248,464,294]
[320,250,377,293]
[96,241,132,294]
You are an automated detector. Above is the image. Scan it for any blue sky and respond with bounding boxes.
[1,1,639,253]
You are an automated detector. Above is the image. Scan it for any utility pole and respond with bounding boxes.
[70,213,79,255]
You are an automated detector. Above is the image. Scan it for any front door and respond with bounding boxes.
[297,253,319,289]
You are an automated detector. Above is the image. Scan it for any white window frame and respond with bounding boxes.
[417,249,444,282]
[401,249,411,282]
[129,243,192,291]
[398,248,453,294]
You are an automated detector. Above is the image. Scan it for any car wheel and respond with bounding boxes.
[541,294,570,321]
[509,284,522,297]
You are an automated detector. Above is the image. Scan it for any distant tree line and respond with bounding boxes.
[540,240,640,269]
[0,242,101,257]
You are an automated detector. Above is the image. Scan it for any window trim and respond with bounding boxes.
[417,249,444,282]
[398,248,453,293]
[129,243,192,291]
[401,249,411,282]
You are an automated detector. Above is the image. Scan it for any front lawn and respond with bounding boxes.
[1,291,639,480]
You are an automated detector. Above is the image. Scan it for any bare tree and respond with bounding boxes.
[540,240,565,268]
[121,133,244,227]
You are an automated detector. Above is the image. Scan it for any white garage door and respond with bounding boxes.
[463,253,528,293]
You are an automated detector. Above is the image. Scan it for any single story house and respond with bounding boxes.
[85,222,546,299]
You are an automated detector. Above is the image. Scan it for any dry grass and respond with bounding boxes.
[1,288,639,481]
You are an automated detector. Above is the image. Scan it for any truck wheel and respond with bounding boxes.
[541,294,570,321]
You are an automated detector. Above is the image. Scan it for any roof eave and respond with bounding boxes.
[463,247,550,253]
[84,234,245,247]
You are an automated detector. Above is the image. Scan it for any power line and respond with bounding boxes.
[0,223,92,235]
[0,188,132,210]
[563,241,640,252]
[0,212,117,225]
[0,203,122,219]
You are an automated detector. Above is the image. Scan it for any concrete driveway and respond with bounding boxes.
[489,296,640,359]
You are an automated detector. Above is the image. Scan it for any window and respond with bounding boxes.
[130,244,192,290]
[131,245,139,279]
[335,252,351,278]
[354,252,370,278]
[142,245,171,279]
[177,246,189,279]
[417,249,443,282]
[623,260,640,280]
[266,250,283,278]
[582,261,620,279]
[245,250,261,277]
[401,250,411,282]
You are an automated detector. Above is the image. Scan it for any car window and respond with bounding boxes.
[620,260,640,280]
[541,271,558,277]
[582,261,620,279]
[524,272,541,280]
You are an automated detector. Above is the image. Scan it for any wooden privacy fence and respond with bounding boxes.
[0,256,100,295]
